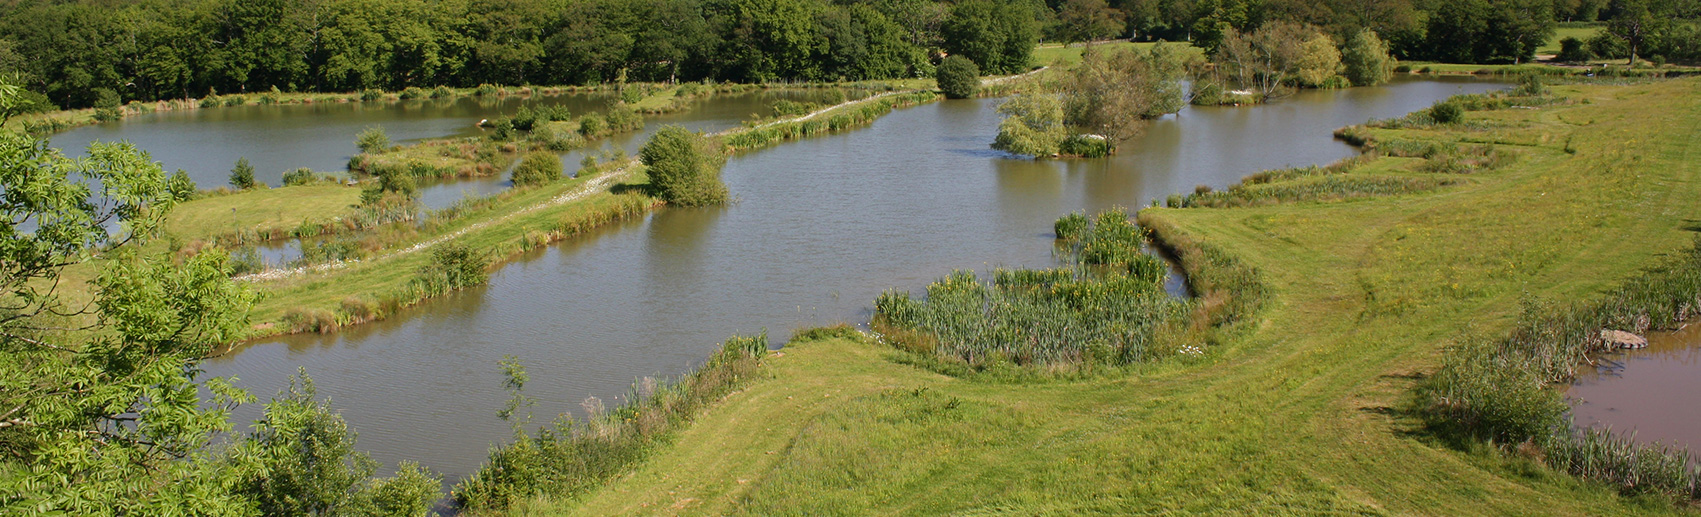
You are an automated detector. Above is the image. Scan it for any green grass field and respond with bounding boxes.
[165,184,363,240]
[1031,40,1202,67]
[504,77,1701,515]
[1538,24,1606,55]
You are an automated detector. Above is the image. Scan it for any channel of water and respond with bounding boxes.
[177,77,1509,482]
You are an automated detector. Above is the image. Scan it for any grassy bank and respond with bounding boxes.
[494,76,1701,514]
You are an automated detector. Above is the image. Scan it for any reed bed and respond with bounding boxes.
[452,331,772,512]
[874,209,1189,371]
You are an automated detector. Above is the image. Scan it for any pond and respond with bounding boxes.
[200,77,1508,481]
[1570,323,1701,451]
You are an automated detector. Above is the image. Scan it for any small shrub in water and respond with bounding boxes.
[361,89,383,101]
[431,85,454,99]
[399,86,427,100]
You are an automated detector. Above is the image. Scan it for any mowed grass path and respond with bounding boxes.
[510,77,1701,515]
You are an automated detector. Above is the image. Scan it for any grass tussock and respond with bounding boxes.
[452,331,772,512]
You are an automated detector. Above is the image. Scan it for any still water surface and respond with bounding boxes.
[1570,323,1701,450]
[201,77,1506,481]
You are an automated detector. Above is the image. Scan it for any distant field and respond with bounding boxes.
[1031,40,1202,67]
[1539,23,1605,54]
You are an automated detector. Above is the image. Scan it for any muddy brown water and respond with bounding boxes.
[185,77,1508,482]
[1570,323,1701,450]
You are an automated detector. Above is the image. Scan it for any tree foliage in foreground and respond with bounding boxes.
[0,83,437,515]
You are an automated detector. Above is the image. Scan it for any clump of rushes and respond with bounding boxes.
[511,152,562,187]
[874,208,1186,371]
[640,125,728,207]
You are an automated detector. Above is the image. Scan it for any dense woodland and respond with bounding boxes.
[1,0,1698,110]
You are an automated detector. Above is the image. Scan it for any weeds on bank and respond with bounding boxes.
[452,331,772,512]
[1419,238,1701,501]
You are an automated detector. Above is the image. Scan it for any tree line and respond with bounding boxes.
[0,0,1049,109]
[1117,0,1700,64]
[3,0,1697,112]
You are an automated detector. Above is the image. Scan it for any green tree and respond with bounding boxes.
[942,0,1039,75]
[1605,0,1663,64]
[936,55,981,99]
[1057,0,1128,45]
[1292,32,1342,87]
[1341,28,1394,86]
[224,370,442,516]
[1061,44,1187,146]
[230,157,257,189]
[0,124,260,513]
[640,125,729,207]
[991,92,1067,157]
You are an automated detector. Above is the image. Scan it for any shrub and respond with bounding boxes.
[1059,134,1111,157]
[92,88,122,122]
[361,89,383,101]
[356,126,390,154]
[430,85,454,99]
[936,55,981,99]
[1429,101,1463,125]
[510,106,538,131]
[408,243,487,297]
[1342,29,1395,87]
[283,307,340,333]
[283,168,318,186]
[577,113,606,137]
[475,83,499,97]
[770,100,818,117]
[991,92,1065,157]
[1512,74,1547,97]
[511,152,562,187]
[399,86,426,100]
[1557,37,1593,63]
[640,125,728,207]
[229,157,256,190]
[606,105,642,132]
